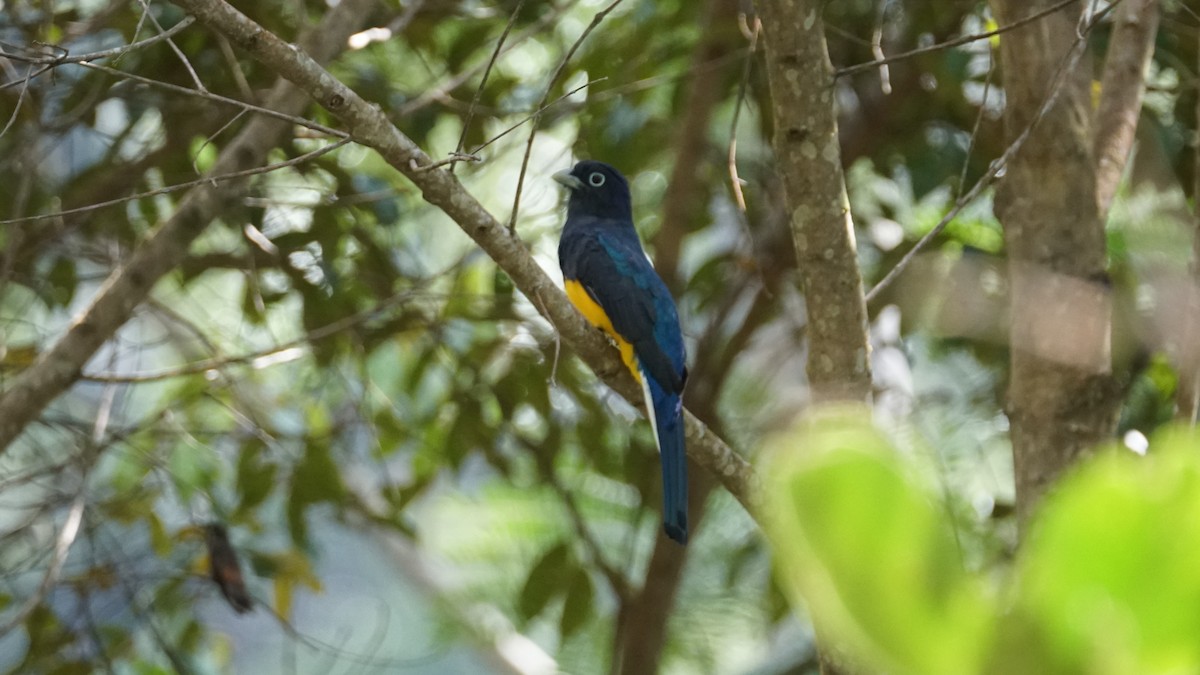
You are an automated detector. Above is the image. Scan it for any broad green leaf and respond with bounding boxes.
[518,541,571,622]
[560,567,595,639]
[287,441,345,546]
[1010,429,1200,675]
[235,439,278,514]
[762,407,994,675]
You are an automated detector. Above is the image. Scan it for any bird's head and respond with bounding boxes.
[553,160,632,221]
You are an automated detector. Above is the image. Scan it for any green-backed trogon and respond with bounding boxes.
[554,160,689,545]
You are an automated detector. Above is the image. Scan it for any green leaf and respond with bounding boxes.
[147,513,171,557]
[168,440,218,501]
[236,439,278,514]
[287,441,345,546]
[560,567,595,639]
[518,541,571,622]
[762,407,995,675]
[1009,429,1200,674]
[189,135,218,173]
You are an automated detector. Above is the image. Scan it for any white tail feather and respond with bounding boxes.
[638,364,661,455]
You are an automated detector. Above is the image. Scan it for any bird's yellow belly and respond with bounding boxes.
[564,279,641,383]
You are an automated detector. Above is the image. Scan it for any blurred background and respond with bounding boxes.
[0,0,1196,672]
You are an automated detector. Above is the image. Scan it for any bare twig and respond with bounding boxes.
[835,0,1083,79]
[138,0,207,91]
[216,33,256,102]
[452,0,526,172]
[865,7,1112,304]
[0,15,196,69]
[728,16,760,214]
[0,68,33,139]
[0,137,352,226]
[508,0,625,230]
[395,1,577,116]
[387,0,429,34]
[1179,24,1200,424]
[410,152,481,173]
[83,288,417,383]
[467,79,603,156]
[0,482,87,637]
[529,442,631,601]
[870,0,892,94]
[75,60,348,137]
[956,51,995,200]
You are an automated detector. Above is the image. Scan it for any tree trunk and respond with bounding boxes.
[753,0,872,405]
[988,0,1121,523]
[754,1,873,672]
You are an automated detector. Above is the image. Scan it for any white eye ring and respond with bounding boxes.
[588,172,605,187]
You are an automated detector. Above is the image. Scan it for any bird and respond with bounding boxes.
[554,160,689,545]
[204,523,253,613]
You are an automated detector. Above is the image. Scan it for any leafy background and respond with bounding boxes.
[0,0,1197,673]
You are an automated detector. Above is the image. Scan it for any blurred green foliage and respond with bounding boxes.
[766,416,1200,675]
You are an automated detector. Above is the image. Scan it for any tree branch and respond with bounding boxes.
[0,0,379,453]
[753,0,872,404]
[166,0,760,516]
[1094,0,1160,217]
[1179,28,1200,424]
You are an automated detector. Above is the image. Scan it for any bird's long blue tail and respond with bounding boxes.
[646,377,688,545]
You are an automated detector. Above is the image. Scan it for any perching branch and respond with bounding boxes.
[166,0,760,516]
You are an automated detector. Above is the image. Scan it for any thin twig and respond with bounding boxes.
[865,5,1111,303]
[0,68,33,139]
[82,287,417,383]
[76,60,347,137]
[387,0,429,34]
[728,16,760,214]
[468,79,604,156]
[216,33,256,102]
[956,48,995,200]
[870,0,892,94]
[835,0,1082,79]
[451,0,526,173]
[590,50,745,102]
[0,138,352,226]
[409,152,481,173]
[0,481,87,637]
[508,0,626,231]
[533,290,562,387]
[192,109,248,176]
[138,0,207,91]
[0,16,196,68]
[395,0,577,117]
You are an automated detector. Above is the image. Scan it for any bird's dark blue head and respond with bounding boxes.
[553,160,632,221]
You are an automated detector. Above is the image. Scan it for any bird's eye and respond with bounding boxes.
[588,172,605,187]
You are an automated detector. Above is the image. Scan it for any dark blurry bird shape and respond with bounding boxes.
[205,523,253,614]
[554,160,689,544]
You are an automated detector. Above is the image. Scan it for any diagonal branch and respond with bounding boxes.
[1094,0,1159,217]
[166,0,760,516]
[0,0,379,453]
